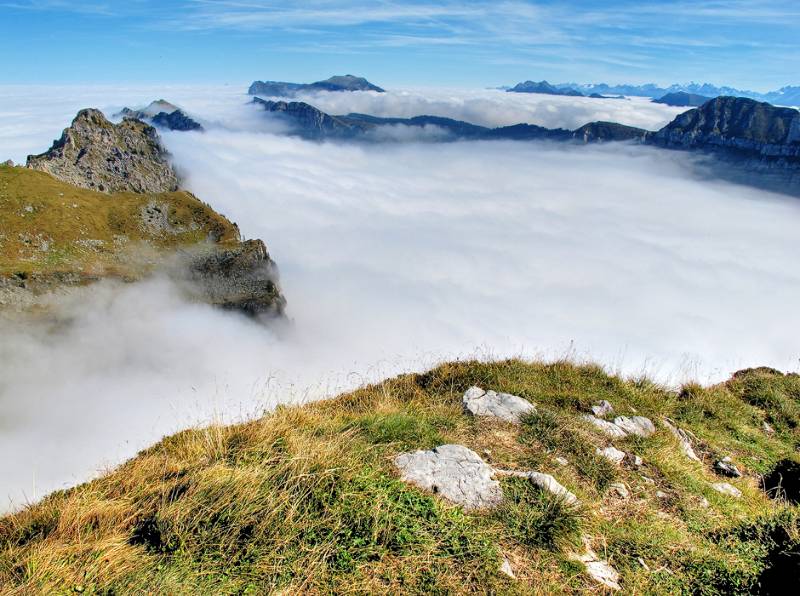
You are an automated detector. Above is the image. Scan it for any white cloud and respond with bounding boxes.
[1,87,799,512]
[273,87,687,131]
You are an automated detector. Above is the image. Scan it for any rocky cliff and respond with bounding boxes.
[26,109,180,194]
[9,110,286,317]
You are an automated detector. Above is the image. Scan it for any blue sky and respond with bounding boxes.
[1,0,798,90]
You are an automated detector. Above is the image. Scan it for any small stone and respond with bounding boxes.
[638,557,650,571]
[591,400,614,417]
[613,416,656,438]
[763,421,775,434]
[714,457,742,478]
[1,159,13,167]
[642,476,655,485]
[496,469,579,505]
[699,497,710,508]
[583,414,628,438]
[597,446,626,465]
[627,454,643,468]
[573,541,621,591]
[554,456,569,466]
[609,482,629,498]
[462,386,536,423]
[711,482,742,498]
[500,558,516,579]
[395,444,503,510]
[663,419,701,462]
[656,490,668,500]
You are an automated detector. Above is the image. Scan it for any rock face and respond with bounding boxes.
[26,109,179,194]
[252,98,363,140]
[649,97,800,160]
[394,445,503,511]
[185,240,286,317]
[248,74,385,97]
[462,386,536,423]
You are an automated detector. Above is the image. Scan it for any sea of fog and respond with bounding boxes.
[0,84,798,511]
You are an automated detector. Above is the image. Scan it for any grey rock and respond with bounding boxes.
[590,400,614,417]
[609,482,629,498]
[462,386,536,423]
[583,414,628,438]
[714,457,742,478]
[763,421,775,434]
[496,469,579,506]
[26,109,179,194]
[554,456,569,466]
[613,416,656,438]
[627,454,643,467]
[394,444,502,510]
[663,419,701,462]
[500,558,516,579]
[183,240,286,317]
[573,539,621,591]
[1,159,13,167]
[711,482,742,498]
[597,446,626,465]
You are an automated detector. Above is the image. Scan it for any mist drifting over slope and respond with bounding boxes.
[1,86,799,511]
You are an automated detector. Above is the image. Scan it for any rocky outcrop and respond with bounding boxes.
[26,109,179,193]
[648,97,800,159]
[462,386,536,423]
[394,445,503,511]
[183,240,285,317]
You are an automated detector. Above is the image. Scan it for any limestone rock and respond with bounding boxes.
[394,445,502,510]
[496,469,579,506]
[609,482,629,498]
[27,108,179,194]
[462,386,536,423]
[500,558,516,579]
[590,400,614,417]
[714,457,742,478]
[663,419,701,462]
[572,539,621,591]
[711,482,742,498]
[613,416,656,438]
[597,446,626,465]
[583,415,628,438]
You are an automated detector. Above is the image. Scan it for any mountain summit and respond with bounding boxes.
[248,74,385,97]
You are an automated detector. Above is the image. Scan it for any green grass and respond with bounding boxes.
[1,359,799,594]
[0,164,240,278]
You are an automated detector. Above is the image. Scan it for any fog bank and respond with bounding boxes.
[1,89,799,511]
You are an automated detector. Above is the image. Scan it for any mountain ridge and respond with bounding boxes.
[248,74,385,97]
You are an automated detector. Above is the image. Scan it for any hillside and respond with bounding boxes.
[1,359,797,594]
[1,109,286,317]
[0,165,237,278]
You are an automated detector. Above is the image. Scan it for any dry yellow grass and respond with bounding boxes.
[1,359,798,594]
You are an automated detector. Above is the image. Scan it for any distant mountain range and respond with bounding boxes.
[248,75,385,97]
[534,81,800,105]
[117,100,204,132]
[250,95,800,194]
[507,81,584,97]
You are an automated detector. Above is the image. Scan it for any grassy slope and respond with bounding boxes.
[1,360,798,594]
[0,165,239,278]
